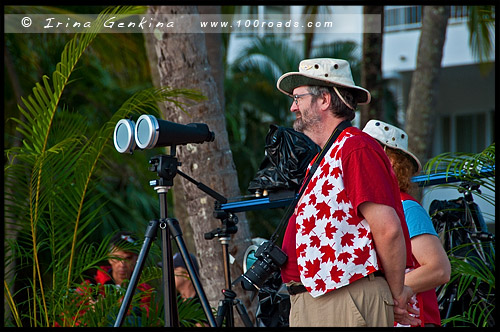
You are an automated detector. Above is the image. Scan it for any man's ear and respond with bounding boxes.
[319,90,332,112]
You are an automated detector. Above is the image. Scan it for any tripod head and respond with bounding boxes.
[148,149,228,204]
[147,149,235,240]
[149,151,180,187]
[205,204,239,240]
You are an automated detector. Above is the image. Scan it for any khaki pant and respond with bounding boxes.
[288,274,394,327]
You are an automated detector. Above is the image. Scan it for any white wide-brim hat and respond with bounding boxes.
[277,58,371,105]
[362,119,422,173]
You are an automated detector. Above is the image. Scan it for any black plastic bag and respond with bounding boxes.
[255,271,290,327]
[248,125,320,194]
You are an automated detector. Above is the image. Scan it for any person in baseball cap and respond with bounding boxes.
[173,252,200,300]
[173,252,200,277]
[172,252,207,326]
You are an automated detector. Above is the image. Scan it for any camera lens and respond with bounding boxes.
[235,241,287,292]
[240,259,274,291]
[239,275,257,291]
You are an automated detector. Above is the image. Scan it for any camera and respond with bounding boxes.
[235,241,287,291]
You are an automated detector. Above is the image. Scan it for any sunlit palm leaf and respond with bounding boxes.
[428,142,495,327]
[424,143,495,204]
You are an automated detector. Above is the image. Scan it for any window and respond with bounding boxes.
[456,114,484,153]
[385,6,422,31]
[407,6,422,25]
[450,5,468,20]
[440,111,494,153]
[385,6,469,31]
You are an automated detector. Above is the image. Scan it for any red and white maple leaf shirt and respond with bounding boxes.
[281,127,413,298]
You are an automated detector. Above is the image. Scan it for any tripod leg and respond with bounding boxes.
[159,223,179,327]
[166,218,217,327]
[443,284,457,327]
[155,186,179,327]
[234,299,253,327]
[217,289,235,327]
[215,299,228,327]
[114,220,158,327]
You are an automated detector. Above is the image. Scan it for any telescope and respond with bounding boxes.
[113,115,215,153]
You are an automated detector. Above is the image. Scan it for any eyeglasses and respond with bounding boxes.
[120,235,136,244]
[292,93,314,105]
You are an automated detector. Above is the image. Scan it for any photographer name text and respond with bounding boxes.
[44,16,174,30]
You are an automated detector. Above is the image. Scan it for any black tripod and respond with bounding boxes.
[114,153,217,327]
[205,207,253,327]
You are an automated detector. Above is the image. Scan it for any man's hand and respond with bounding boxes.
[393,285,421,326]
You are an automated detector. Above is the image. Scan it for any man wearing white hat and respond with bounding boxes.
[277,58,420,327]
[363,120,450,327]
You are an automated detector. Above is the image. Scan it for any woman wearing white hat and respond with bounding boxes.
[363,120,451,327]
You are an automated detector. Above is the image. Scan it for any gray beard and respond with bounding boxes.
[293,118,304,132]
[293,110,321,134]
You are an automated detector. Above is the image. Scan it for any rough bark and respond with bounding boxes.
[405,6,450,199]
[197,5,225,112]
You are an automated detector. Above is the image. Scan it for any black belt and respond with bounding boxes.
[287,271,384,295]
[287,284,307,295]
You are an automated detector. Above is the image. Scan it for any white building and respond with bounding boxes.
[381,5,495,232]
[227,5,495,231]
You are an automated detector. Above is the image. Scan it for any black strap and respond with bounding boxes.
[269,120,352,244]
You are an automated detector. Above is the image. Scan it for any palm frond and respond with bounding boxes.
[137,267,163,285]
[4,280,22,327]
[233,36,301,82]
[3,6,173,327]
[423,143,495,196]
[467,6,495,64]
[442,299,495,327]
[448,244,495,294]
[177,295,209,327]
[5,4,212,327]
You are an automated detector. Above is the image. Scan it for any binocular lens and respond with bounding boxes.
[113,119,136,154]
[135,114,159,150]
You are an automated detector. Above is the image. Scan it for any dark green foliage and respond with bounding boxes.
[4,6,209,327]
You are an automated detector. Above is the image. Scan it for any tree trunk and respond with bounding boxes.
[360,6,384,128]
[197,5,225,111]
[405,6,450,199]
[145,5,254,325]
[406,7,450,162]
